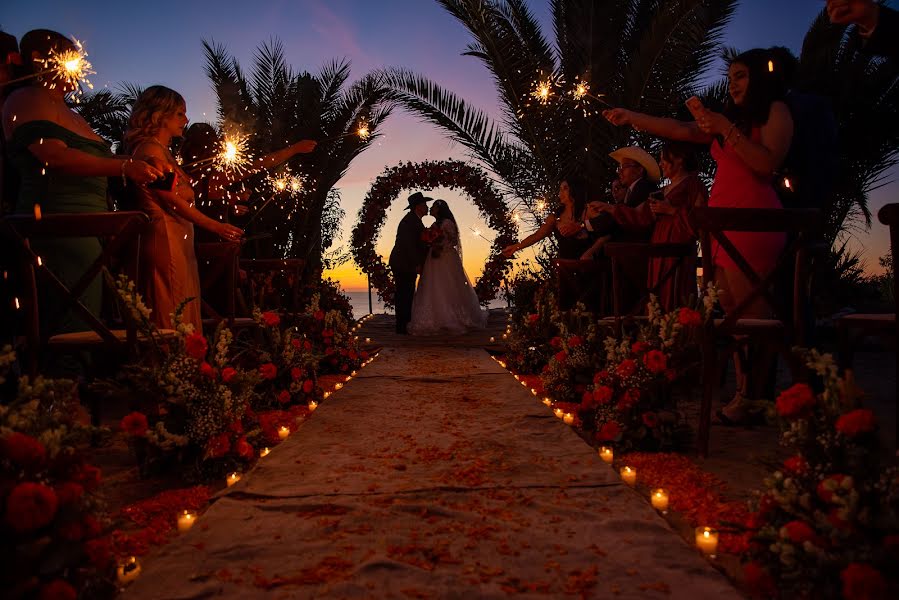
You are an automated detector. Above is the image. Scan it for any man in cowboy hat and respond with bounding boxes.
[389,191,432,334]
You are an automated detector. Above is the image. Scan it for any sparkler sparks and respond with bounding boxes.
[212,133,252,175]
[1,37,94,95]
[531,79,553,104]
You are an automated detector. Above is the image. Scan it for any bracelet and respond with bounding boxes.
[723,123,736,143]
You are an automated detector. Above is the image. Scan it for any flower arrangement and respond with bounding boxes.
[742,349,898,599]
[585,294,707,451]
[297,293,366,376]
[503,282,561,374]
[97,276,259,479]
[0,346,113,599]
[422,224,445,258]
[350,160,517,305]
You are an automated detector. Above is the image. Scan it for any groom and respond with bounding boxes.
[388,191,432,334]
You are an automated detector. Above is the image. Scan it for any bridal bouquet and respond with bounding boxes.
[422,224,445,258]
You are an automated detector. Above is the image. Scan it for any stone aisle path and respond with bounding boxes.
[125,343,738,599]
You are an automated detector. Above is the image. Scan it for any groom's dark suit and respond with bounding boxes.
[389,211,428,334]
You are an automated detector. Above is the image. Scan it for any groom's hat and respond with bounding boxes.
[405,191,432,210]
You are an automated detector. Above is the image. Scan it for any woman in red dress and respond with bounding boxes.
[602,48,794,423]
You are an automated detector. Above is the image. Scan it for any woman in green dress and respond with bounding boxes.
[2,30,160,343]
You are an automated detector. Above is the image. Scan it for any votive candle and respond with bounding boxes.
[599,446,614,464]
[553,408,564,419]
[563,413,575,425]
[278,426,290,440]
[309,401,318,411]
[259,447,270,458]
[542,398,552,407]
[620,466,636,486]
[695,527,719,557]
[117,557,141,585]
[226,472,241,487]
[177,510,196,533]
[651,489,669,513]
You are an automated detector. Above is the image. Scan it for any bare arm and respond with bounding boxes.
[135,143,243,241]
[502,215,556,257]
[698,102,793,177]
[603,108,713,144]
[207,140,317,192]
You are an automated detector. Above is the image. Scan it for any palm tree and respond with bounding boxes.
[385,0,737,231]
[202,39,392,274]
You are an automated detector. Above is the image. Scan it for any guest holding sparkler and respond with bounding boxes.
[589,142,707,310]
[2,30,161,344]
[180,122,316,239]
[603,48,793,424]
[124,86,243,331]
[502,176,593,260]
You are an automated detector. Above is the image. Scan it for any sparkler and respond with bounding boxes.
[182,132,253,174]
[469,226,495,243]
[322,122,371,143]
[1,37,94,94]
[531,78,554,105]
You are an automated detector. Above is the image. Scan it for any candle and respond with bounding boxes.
[365,337,371,343]
[651,489,669,513]
[514,374,520,381]
[563,413,575,425]
[226,472,241,487]
[530,388,537,396]
[620,466,636,486]
[489,336,495,342]
[695,527,719,557]
[351,371,357,377]
[502,334,507,339]
[553,408,564,419]
[278,426,290,440]
[259,447,270,458]
[309,401,318,411]
[599,446,614,464]
[335,383,343,390]
[542,398,552,407]
[323,391,331,399]
[177,510,196,533]
[117,557,141,585]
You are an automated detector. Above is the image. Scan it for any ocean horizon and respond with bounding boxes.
[343,290,509,320]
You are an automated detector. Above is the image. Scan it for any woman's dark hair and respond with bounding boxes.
[180,122,219,179]
[432,199,456,225]
[18,29,74,78]
[564,175,589,219]
[725,48,789,133]
[660,141,699,173]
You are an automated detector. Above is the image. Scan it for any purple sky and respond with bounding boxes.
[4,0,894,288]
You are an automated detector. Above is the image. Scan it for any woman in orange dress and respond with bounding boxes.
[124,86,243,331]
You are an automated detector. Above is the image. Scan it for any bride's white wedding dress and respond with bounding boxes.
[408,219,488,335]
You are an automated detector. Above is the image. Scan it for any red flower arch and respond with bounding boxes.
[350,160,517,305]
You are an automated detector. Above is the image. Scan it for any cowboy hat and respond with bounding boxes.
[405,191,433,210]
[609,146,661,183]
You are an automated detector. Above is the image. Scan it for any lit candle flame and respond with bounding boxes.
[768,60,774,72]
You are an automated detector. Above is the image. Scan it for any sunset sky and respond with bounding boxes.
[4,0,895,291]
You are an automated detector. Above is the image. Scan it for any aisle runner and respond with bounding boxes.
[125,347,737,599]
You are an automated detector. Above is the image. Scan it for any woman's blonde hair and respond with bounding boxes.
[124,85,185,151]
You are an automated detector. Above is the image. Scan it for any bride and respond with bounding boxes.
[408,200,488,335]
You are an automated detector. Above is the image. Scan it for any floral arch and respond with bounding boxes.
[350,160,517,306]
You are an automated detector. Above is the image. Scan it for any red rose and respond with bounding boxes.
[38,580,76,600]
[1,432,46,468]
[616,389,640,412]
[120,412,148,437]
[643,350,667,374]
[5,482,58,533]
[322,329,334,338]
[261,311,280,327]
[835,409,877,437]
[642,412,659,428]
[303,379,314,394]
[221,367,237,383]
[291,367,303,381]
[677,307,702,326]
[631,341,650,354]
[291,338,302,349]
[593,370,609,384]
[184,332,208,360]
[781,520,816,544]
[593,386,613,405]
[743,562,775,598]
[581,391,595,409]
[616,359,636,379]
[527,314,539,324]
[229,420,244,434]
[233,436,254,459]
[73,464,101,491]
[259,363,277,380]
[817,474,851,504]
[206,433,230,458]
[775,384,817,419]
[568,336,583,348]
[54,482,84,506]
[85,537,113,568]
[554,351,568,363]
[595,421,622,442]
[841,563,887,600]
[783,455,808,475]
[550,337,562,349]
[277,390,291,404]
[313,310,325,320]
[199,362,216,379]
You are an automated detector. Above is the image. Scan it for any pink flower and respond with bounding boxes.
[206,433,230,458]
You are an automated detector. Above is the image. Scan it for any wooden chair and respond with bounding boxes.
[690,207,821,456]
[837,202,898,441]
[604,241,697,334]
[0,211,150,379]
[240,257,305,313]
[195,242,257,330]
